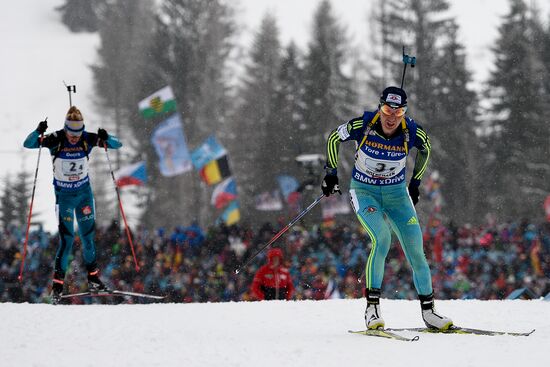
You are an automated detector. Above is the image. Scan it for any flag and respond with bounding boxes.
[151,114,192,177]
[255,191,283,211]
[287,191,302,214]
[211,177,237,209]
[115,161,147,187]
[218,201,240,226]
[191,136,227,170]
[138,86,177,119]
[321,193,351,218]
[200,155,231,185]
[545,195,550,222]
[277,175,299,202]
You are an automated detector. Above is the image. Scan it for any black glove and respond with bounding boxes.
[36,120,48,134]
[97,128,108,141]
[408,182,420,205]
[322,174,341,197]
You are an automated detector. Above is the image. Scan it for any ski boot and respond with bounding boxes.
[51,278,64,305]
[87,269,109,293]
[365,288,385,330]
[419,292,453,330]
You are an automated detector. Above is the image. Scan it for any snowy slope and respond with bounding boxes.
[1,299,548,367]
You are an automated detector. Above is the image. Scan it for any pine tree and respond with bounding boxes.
[91,0,154,227]
[0,176,16,231]
[139,0,237,228]
[11,170,31,228]
[302,0,357,155]
[484,0,550,219]
[367,0,410,94]
[230,13,282,223]
[297,0,358,224]
[370,0,481,222]
[56,0,104,33]
[429,23,480,222]
[271,43,307,185]
[542,11,550,96]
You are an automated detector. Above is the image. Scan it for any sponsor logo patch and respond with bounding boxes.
[82,205,92,215]
[365,206,377,214]
[337,123,350,140]
[81,214,94,221]
[407,216,418,225]
[385,93,402,104]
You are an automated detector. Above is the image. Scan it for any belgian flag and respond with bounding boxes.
[200,155,231,185]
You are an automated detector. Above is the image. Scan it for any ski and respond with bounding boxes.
[387,326,535,337]
[348,329,420,342]
[60,289,165,300]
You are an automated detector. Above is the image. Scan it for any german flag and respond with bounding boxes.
[200,155,231,185]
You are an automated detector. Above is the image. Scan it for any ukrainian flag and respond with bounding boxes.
[219,201,240,226]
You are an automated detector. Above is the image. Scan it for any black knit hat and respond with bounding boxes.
[379,86,407,107]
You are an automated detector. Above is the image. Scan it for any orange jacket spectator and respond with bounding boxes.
[251,248,294,300]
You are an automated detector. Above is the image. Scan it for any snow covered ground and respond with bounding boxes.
[1,298,548,367]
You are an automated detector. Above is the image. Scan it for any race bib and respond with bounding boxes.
[355,150,406,179]
[54,157,89,182]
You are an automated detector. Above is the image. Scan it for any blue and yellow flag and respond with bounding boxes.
[218,201,240,226]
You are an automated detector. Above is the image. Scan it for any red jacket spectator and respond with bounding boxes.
[251,248,294,300]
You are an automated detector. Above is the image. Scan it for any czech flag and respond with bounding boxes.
[211,177,238,209]
[115,161,147,187]
[200,155,231,185]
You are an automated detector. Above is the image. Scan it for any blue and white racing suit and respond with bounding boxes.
[24,129,122,278]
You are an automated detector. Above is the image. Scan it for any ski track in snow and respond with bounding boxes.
[1,299,548,367]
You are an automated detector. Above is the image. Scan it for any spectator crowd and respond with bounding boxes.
[1,217,549,304]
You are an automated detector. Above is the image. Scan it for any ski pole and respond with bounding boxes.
[18,119,46,281]
[235,193,325,274]
[400,46,416,89]
[357,268,365,284]
[103,142,140,271]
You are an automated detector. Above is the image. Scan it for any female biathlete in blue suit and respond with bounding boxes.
[322,86,452,330]
[24,106,122,304]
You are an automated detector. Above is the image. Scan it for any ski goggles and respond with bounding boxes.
[379,103,407,117]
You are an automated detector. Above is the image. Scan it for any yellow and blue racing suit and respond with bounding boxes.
[325,110,432,295]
